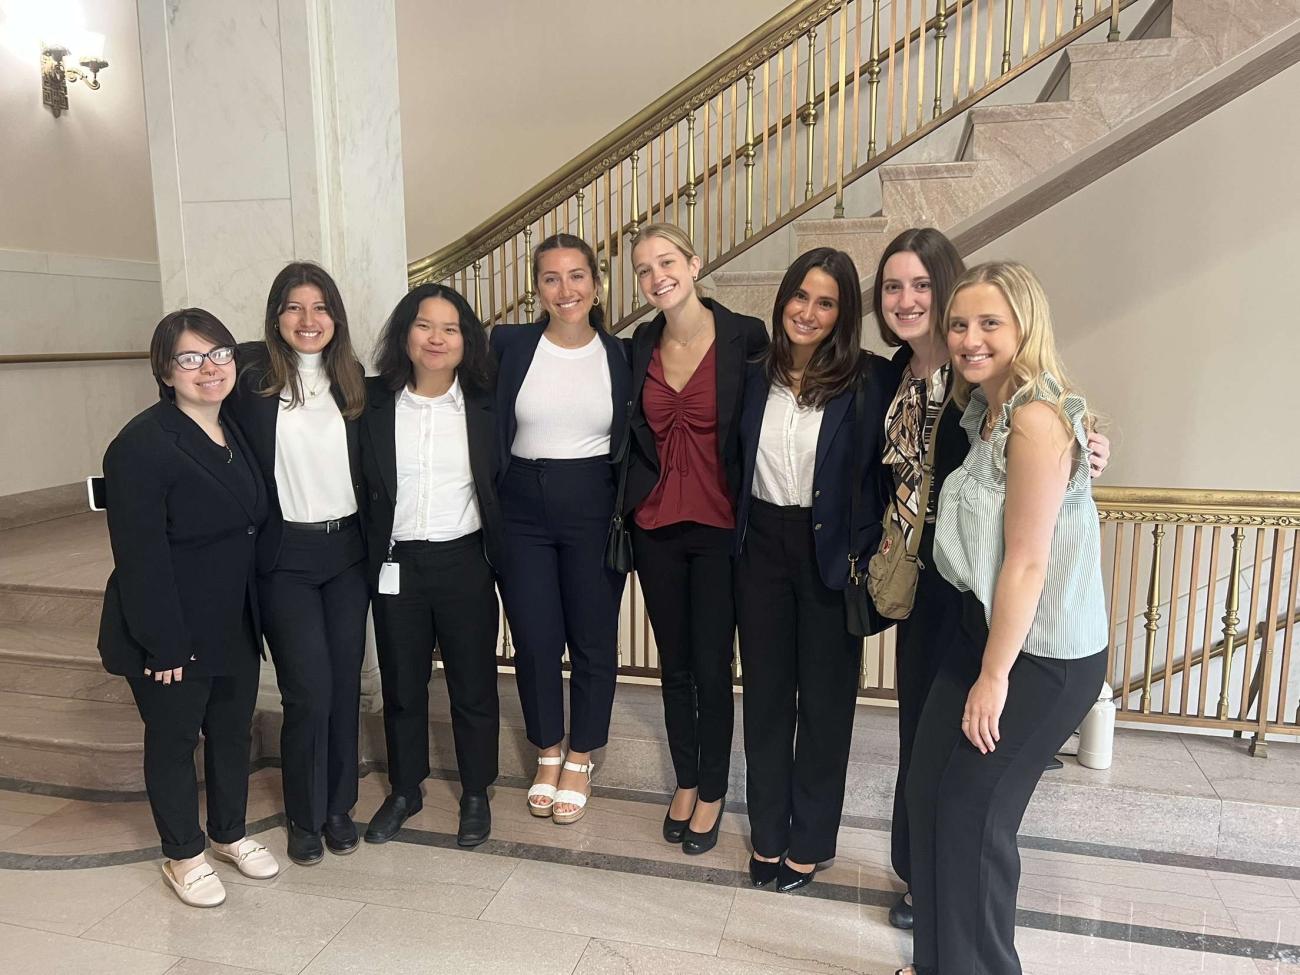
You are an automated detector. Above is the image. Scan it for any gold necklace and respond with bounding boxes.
[666,316,710,348]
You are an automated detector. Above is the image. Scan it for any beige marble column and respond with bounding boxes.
[137,0,408,708]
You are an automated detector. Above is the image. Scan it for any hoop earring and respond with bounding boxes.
[592,293,601,307]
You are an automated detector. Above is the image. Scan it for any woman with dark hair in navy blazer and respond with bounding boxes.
[624,223,768,854]
[226,262,370,867]
[491,233,630,825]
[734,247,891,893]
[358,282,503,848]
[99,308,279,908]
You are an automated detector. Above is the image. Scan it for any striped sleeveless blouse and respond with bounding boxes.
[933,374,1107,660]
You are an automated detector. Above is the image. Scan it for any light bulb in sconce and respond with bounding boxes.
[17,0,111,117]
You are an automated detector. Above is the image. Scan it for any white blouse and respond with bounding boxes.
[274,353,356,522]
[752,384,824,507]
[391,380,482,543]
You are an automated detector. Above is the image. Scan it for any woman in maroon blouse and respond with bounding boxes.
[624,224,769,855]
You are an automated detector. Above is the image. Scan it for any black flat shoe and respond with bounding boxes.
[364,793,422,844]
[287,821,324,865]
[888,890,914,930]
[457,791,491,848]
[1045,756,1064,771]
[775,859,817,893]
[748,855,780,887]
[682,798,724,855]
[323,813,358,855]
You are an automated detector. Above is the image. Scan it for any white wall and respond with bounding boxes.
[969,61,1300,492]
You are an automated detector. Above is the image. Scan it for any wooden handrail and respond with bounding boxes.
[0,352,149,364]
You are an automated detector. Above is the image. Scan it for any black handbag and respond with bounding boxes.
[844,370,876,637]
[604,431,633,574]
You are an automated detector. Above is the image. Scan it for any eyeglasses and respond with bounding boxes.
[172,346,236,370]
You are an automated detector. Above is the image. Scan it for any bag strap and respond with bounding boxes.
[848,364,868,579]
[905,385,954,558]
[611,416,632,526]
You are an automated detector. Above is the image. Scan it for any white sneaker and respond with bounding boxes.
[211,838,281,879]
[162,860,226,908]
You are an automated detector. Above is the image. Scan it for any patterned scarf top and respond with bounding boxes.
[882,361,949,544]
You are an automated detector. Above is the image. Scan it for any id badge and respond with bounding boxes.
[378,560,400,595]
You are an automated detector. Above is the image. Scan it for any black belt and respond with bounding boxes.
[283,514,358,534]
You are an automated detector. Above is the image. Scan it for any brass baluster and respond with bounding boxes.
[1001,0,1014,73]
[522,226,536,321]
[1217,527,1247,720]
[598,259,610,324]
[628,150,641,239]
[1073,0,1084,28]
[801,28,817,201]
[867,0,882,157]
[933,0,948,119]
[1108,0,1121,41]
[576,188,585,240]
[472,260,482,320]
[833,1,846,218]
[743,71,757,236]
[684,111,698,241]
[1140,523,1165,714]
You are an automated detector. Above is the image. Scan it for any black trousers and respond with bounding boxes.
[127,645,260,860]
[907,592,1107,975]
[498,457,626,754]
[632,521,736,802]
[735,500,863,864]
[372,533,500,796]
[258,523,369,830]
[890,526,963,887]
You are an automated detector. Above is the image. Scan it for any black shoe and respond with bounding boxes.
[457,791,491,848]
[889,890,914,930]
[775,859,817,893]
[663,811,690,843]
[364,793,422,844]
[682,798,724,856]
[748,855,780,887]
[287,821,324,865]
[1045,756,1064,771]
[323,813,358,855]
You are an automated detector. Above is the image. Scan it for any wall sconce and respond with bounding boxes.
[41,35,107,118]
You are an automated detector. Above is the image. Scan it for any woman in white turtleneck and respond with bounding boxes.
[227,262,369,868]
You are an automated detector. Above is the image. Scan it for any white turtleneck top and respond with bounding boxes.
[273,352,356,522]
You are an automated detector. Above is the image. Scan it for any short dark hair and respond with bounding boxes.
[870,227,966,347]
[766,248,864,408]
[532,233,605,330]
[149,308,237,400]
[373,283,495,394]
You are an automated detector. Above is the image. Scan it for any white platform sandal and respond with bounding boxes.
[552,758,595,825]
[528,753,565,817]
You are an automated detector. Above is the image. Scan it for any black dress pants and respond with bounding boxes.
[372,533,500,796]
[890,526,963,887]
[259,523,369,831]
[127,645,260,860]
[907,592,1106,975]
[632,521,735,802]
[735,500,863,864]
[499,457,626,754]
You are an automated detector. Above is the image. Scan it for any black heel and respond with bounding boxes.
[662,811,690,843]
[775,858,817,892]
[748,855,780,887]
[682,798,724,855]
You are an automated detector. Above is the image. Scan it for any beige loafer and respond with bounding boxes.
[211,838,280,879]
[162,861,226,908]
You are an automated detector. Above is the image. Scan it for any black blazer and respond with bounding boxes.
[882,344,968,497]
[489,323,632,478]
[224,341,365,571]
[736,354,894,598]
[358,377,505,587]
[97,400,267,676]
[624,299,769,515]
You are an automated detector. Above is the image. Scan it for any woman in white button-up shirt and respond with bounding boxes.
[733,248,893,893]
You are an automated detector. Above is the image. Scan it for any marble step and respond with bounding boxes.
[704,270,786,323]
[1054,37,1210,129]
[878,160,1015,234]
[0,620,131,705]
[0,690,146,792]
[0,583,104,628]
[793,216,896,288]
[1171,0,1300,68]
[959,100,1108,185]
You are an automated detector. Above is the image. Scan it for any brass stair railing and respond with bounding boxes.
[408,0,1131,330]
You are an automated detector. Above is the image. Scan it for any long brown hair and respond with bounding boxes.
[766,248,864,408]
[259,262,365,419]
[871,227,966,347]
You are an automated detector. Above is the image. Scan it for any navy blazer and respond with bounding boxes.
[98,400,267,676]
[489,323,632,476]
[624,299,769,515]
[225,341,365,572]
[736,353,894,596]
[357,376,505,586]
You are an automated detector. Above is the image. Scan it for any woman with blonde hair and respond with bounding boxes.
[624,223,768,853]
[897,262,1108,975]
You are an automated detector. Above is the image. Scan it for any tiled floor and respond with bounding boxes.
[2,773,1297,974]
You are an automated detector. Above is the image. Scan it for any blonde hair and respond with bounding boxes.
[941,261,1096,433]
[629,223,707,300]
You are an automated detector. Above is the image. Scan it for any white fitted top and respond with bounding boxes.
[512,333,612,459]
[274,353,356,522]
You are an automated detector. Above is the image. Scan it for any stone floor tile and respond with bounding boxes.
[0,920,178,975]
[1017,869,1240,938]
[1184,735,1300,808]
[0,862,158,935]
[718,889,909,974]
[1016,926,1264,974]
[479,858,735,953]
[299,902,589,974]
[165,961,278,975]
[80,881,363,975]
[573,939,811,974]
[1255,961,1300,975]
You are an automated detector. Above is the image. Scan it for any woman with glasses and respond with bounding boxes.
[226,262,369,865]
[99,309,279,908]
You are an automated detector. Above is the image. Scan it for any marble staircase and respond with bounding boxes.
[709,0,1300,319]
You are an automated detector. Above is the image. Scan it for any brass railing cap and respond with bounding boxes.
[1095,486,1300,525]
